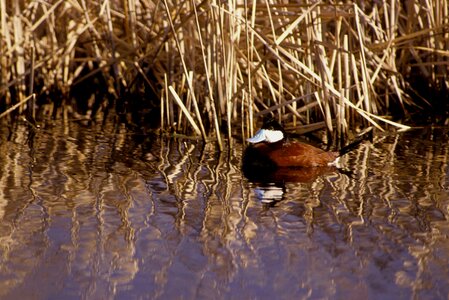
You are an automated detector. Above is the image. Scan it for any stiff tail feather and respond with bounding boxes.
[338,127,373,157]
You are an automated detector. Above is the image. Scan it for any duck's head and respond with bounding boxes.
[247,118,286,144]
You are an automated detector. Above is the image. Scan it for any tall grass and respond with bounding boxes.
[1,1,448,146]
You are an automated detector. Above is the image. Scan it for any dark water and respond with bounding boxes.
[0,120,448,299]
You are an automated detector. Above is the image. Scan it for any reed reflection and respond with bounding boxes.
[0,123,448,298]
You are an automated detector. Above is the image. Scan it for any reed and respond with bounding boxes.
[1,1,448,143]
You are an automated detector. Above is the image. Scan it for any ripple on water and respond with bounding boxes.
[0,122,448,298]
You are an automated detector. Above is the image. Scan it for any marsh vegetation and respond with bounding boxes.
[1,1,449,146]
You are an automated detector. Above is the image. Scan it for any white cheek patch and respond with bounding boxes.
[264,130,284,143]
[247,129,284,144]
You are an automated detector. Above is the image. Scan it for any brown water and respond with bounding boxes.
[0,120,448,299]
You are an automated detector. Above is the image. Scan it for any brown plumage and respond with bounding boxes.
[246,139,339,168]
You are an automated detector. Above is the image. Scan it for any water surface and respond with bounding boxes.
[0,121,448,299]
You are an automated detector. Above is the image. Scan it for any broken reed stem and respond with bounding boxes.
[168,86,201,136]
[0,94,35,119]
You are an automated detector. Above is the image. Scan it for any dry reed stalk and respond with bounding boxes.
[245,0,256,137]
[0,94,35,119]
[12,1,25,110]
[168,85,201,136]
[354,5,373,116]
[163,73,169,129]
[28,43,36,121]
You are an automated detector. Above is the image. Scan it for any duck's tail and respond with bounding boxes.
[338,127,373,157]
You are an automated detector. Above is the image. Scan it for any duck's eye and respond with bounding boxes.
[267,124,276,130]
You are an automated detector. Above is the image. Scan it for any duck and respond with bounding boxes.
[243,118,370,169]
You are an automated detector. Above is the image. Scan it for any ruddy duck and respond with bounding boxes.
[243,118,369,169]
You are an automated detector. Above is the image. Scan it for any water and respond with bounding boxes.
[0,120,448,299]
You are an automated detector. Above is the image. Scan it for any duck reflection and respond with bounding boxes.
[244,165,337,205]
[253,184,286,206]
